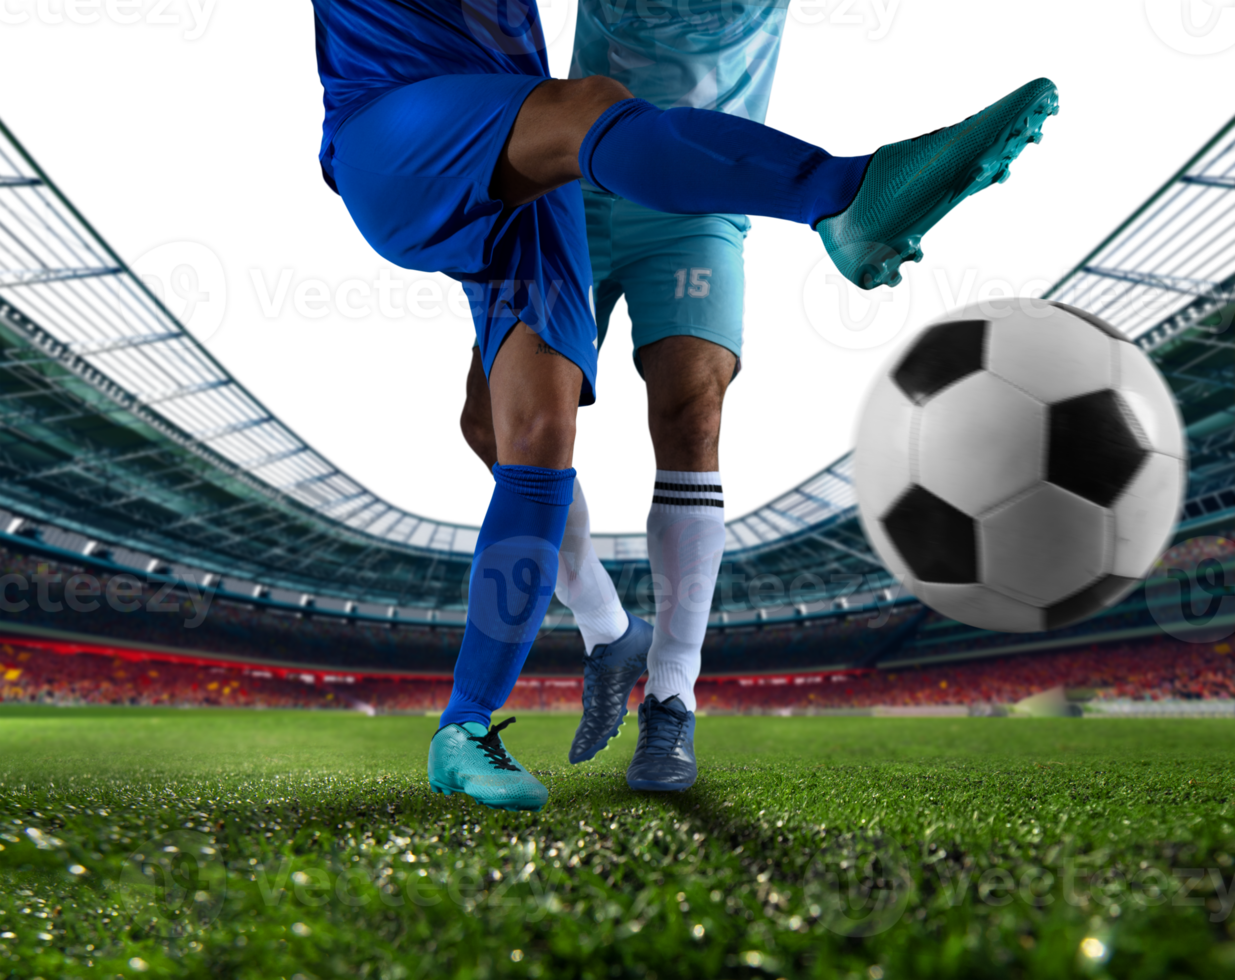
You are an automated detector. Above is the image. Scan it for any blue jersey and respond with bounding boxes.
[312,0,551,165]
[569,0,788,122]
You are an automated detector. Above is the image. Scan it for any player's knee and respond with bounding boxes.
[460,400,498,468]
[571,74,632,114]
[650,395,722,451]
[503,410,576,468]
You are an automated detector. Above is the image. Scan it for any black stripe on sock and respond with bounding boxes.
[654,481,723,494]
[652,496,725,508]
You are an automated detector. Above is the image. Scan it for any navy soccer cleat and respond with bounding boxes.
[569,614,653,764]
[625,694,697,792]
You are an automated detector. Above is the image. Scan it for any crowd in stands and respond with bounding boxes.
[0,535,1229,714]
[3,634,1231,715]
[0,547,469,672]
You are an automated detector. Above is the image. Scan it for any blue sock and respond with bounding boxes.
[440,464,576,730]
[578,99,871,228]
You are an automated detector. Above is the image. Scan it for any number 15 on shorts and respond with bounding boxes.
[674,267,712,299]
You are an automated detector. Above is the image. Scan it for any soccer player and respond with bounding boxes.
[312,0,1056,811]
[458,0,793,794]
[459,1,1057,794]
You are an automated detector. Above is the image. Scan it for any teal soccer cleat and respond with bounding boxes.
[817,77,1058,290]
[427,717,548,812]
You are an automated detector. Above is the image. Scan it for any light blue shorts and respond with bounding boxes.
[469,185,745,382]
[583,186,750,378]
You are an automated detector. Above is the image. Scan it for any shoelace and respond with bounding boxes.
[468,716,520,771]
[642,701,687,756]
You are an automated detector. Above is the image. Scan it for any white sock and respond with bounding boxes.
[644,470,726,713]
[554,477,629,654]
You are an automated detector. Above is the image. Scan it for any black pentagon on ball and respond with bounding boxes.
[882,485,978,584]
[892,320,987,405]
[1048,389,1148,507]
[1045,574,1140,630]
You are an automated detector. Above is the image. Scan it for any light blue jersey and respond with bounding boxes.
[569,0,788,122]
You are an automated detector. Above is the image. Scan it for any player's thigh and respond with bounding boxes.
[616,209,749,382]
[329,73,545,272]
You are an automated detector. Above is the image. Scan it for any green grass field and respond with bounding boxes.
[2,708,1234,979]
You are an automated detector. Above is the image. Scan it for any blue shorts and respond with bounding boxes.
[329,74,599,404]
[583,187,749,378]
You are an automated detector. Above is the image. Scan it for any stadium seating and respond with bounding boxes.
[3,634,1230,715]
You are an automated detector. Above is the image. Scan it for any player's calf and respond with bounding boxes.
[460,346,498,470]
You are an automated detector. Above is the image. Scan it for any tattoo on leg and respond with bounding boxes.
[535,342,565,357]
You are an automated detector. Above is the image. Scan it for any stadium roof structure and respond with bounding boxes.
[0,113,1231,618]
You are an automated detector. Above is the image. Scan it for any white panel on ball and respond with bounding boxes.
[986,305,1114,403]
[980,484,1109,606]
[918,372,1045,516]
[1116,341,1186,459]
[1110,452,1186,578]
[854,372,916,519]
[913,582,1044,633]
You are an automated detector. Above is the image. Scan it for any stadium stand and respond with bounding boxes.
[4,633,1231,715]
[0,114,1231,711]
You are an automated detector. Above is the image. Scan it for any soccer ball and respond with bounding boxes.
[854,299,1186,632]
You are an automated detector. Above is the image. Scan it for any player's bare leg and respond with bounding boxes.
[492,76,632,208]
[641,336,734,472]
[628,336,735,791]
[461,347,499,470]
[487,325,581,469]
[459,344,639,764]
